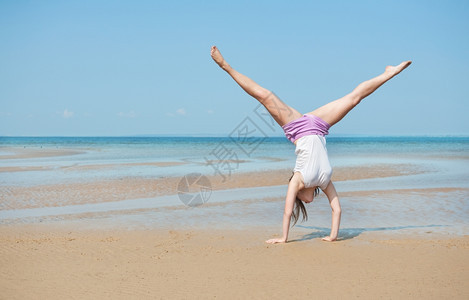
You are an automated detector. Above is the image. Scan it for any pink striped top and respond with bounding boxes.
[282,114,330,143]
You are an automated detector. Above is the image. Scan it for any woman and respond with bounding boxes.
[210,46,411,243]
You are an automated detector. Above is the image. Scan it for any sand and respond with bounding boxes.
[0,224,467,299]
[0,163,422,210]
[1,146,468,299]
[0,147,85,160]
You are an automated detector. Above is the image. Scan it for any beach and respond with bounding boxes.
[1,136,468,299]
[3,0,469,298]
[1,225,468,299]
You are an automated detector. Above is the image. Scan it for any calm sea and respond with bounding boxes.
[1,136,468,236]
[0,136,294,185]
[0,136,468,185]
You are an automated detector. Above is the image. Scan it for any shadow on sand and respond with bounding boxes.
[290,224,448,242]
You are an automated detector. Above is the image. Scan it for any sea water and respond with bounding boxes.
[1,136,468,236]
[1,136,468,183]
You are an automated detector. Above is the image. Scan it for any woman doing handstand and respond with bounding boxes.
[210,46,411,243]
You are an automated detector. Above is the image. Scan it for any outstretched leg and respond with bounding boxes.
[211,46,302,127]
[308,61,412,127]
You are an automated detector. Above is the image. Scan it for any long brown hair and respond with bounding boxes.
[289,173,320,227]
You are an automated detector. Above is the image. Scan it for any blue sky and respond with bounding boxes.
[1,0,468,136]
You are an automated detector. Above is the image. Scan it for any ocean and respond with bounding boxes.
[1,136,468,237]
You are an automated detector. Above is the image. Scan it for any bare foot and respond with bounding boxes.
[265,237,287,244]
[210,46,230,70]
[321,236,337,242]
[385,60,412,77]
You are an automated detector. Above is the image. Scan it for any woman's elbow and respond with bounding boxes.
[332,206,341,215]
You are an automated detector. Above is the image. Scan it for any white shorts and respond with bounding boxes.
[293,135,332,190]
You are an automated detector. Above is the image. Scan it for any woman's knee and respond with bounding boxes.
[348,92,362,107]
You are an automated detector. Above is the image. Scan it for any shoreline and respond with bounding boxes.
[1,163,425,210]
[1,139,468,299]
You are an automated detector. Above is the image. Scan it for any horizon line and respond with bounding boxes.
[1,134,469,138]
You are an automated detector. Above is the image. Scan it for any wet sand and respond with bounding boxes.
[0,161,187,173]
[0,224,467,299]
[0,163,422,210]
[0,147,85,160]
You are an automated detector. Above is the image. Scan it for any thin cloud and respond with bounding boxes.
[63,109,74,118]
[207,109,214,114]
[176,108,186,116]
[117,110,137,118]
[167,108,187,117]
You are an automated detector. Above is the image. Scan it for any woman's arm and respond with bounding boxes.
[322,181,341,242]
[265,175,301,244]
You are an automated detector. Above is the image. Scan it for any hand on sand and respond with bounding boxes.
[210,46,229,70]
[265,238,287,244]
[321,236,337,242]
[385,61,412,77]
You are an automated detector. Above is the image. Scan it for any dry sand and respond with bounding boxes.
[0,224,467,299]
